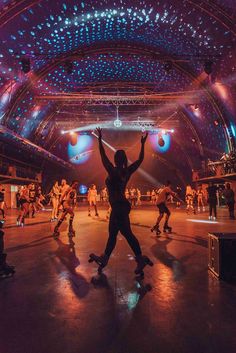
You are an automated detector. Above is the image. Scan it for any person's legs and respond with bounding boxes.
[54,210,68,231]
[104,210,119,258]
[0,206,5,219]
[67,208,75,232]
[0,227,4,254]
[51,198,56,219]
[119,212,142,257]
[163,207,171,228]
[31,203,36,217]
[93,201,99,216]
[213,203,217,218]
[228,202,235,219]
[209,203,213,217]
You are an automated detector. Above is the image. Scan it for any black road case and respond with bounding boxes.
[208,232,236,280]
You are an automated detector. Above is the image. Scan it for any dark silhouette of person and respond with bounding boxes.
[223,183,235,219]
[206,182,218,220]
[91,128,152,275]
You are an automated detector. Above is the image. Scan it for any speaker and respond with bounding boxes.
[208,232,236,280]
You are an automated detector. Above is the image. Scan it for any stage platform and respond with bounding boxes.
[1,206,236,353]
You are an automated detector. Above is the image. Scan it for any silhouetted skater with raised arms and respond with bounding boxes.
[89,128,153,277]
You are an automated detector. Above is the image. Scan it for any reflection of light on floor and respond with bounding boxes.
[127,283,141,311]
[187,219,219,224]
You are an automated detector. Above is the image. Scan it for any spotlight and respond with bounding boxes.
[164,61,172,73]
[214,120,219,126]
[21,58,31,73]
[204,60,213,75]
[158,135,165,147]
[194,104,199,110]
[61,130,65,134]
[170,129,175,133]
[65,60,73,74]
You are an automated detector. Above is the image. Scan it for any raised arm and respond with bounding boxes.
[128,132,148,174]
[96,128,114,174]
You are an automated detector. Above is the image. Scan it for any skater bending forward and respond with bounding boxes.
[151,181,176,235]
[89,128,153,275]
[53,180,78,238]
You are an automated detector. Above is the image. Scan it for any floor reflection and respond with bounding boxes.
[54,238,90,299]
[151,235,192,281]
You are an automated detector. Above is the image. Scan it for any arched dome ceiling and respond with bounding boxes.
[0,0,236,181]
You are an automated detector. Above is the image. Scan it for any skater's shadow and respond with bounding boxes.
[54,238,90,299]
[151,237,191,281]
[5,220,51,229]
[6,235,53,253]
[91,273,110,288]
[169,233,208,248]
[54,238,80,274]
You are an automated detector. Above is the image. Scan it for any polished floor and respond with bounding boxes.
[1,205,236,353]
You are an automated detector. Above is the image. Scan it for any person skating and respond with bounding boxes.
[0,185,6,220]
[28,183,37,218]
[185,185,196,214]
[206,182,218,220]
[50,181,60,221]
[151,181,176,235]
[89,128,153,276]
[57,179,70,217]
[0,220,15,279]
[88,184,99,217]
[17,186,30,226]
[197,186,206,212]
[223,183,235,220]
[53,180,78,238]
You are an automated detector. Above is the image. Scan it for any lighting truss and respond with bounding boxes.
[36,91,199,106]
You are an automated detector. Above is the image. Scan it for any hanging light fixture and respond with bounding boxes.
[114,106,122,128]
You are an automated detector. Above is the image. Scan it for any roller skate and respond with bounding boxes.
[68,227,75,238]
[88,253,108,274]
[163,224,172,233]
[53,227,60,239]
[135,255,154,278]
[151,224,161,236]
[0,254,15,279]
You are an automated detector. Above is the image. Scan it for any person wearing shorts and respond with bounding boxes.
[151,181,176,234]
[53,180,78,237]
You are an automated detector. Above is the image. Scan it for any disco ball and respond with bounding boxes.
[114,119,122,128]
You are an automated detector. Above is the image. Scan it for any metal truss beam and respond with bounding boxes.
[36,92,198,106]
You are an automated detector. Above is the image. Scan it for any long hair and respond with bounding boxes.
[114,150,128,169]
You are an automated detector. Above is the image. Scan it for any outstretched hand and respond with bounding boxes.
[96,127,102,139]
[141,132,148,144]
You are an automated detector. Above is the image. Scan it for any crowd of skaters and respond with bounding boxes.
[0,179,234,228]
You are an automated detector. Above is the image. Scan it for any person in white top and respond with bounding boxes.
[53,180,78,238]
[185,185,196,214]
[50,181,60,221]
[151,181,176,235]
[88,184,99,217]
[57,179,70,216]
